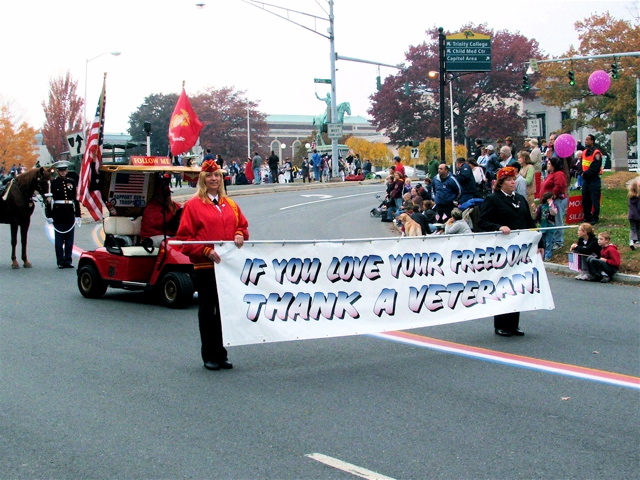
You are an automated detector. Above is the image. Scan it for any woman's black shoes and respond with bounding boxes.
[495,328,525,337]
[203,360,233,370]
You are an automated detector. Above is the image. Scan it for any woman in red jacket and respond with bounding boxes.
[540,157,568,250]
[176,160,249,371]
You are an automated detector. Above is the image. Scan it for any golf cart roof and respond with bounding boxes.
[99,165,201,174]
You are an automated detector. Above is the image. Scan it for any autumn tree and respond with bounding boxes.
[41,70,83,160]
[345,136,392,168]
[0,101,38,170]
[192,87,268,161]
[128,87,268,161]
[369,24,542,156]
[535,12,639,146]
[129,93,179,156]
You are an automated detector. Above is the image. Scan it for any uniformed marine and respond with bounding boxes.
[47,161,81,268]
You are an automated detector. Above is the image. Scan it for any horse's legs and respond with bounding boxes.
[21,220,32,268]
[10,223,19,269]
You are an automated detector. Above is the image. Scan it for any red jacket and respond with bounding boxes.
[541,170,567,200]
[599,244,621,269]
[139,197,181,239]
[176,195,249,270]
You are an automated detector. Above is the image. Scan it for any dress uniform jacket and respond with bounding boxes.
[49,175,81,225]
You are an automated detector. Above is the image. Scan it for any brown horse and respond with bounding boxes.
[0,167,52,268]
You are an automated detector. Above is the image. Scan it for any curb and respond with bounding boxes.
[543,261,640,286]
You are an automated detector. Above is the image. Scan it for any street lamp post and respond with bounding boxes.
[438,27,446,164]
[246,106,251,158]
[84,51,121,127]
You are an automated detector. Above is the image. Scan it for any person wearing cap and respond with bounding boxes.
[504,136,516,158]
[47,161,81,269]
[478,166,543,337]
[415,182,431,202]
[176,160,249,371]
[393,156,405,178]
[140,174,182,247]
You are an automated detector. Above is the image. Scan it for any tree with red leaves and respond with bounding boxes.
[41,71,84,161]
[369,24,542,150]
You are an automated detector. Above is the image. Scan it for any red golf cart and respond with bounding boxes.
[77,158,200,308]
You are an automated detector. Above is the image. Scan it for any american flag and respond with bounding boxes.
[113,173,146,194]
[78,75,106,221]
[567,253,580,272]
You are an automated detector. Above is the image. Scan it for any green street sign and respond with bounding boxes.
[445,31,492,72]
[314,78,332,84]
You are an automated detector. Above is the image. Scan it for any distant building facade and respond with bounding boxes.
[264,114,381,160]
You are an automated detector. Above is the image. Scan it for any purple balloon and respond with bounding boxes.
[554,133,577,158]
[588,70,611,95]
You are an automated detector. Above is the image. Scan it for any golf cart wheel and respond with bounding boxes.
[160,272,194,309]
[77,264,107,299]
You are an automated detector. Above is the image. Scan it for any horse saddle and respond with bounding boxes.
[0,177,13,201]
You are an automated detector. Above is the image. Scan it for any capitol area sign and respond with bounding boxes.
[445,30,492,72]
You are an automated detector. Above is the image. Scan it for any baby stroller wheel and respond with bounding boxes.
[370,208,380,217]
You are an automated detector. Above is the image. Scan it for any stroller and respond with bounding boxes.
[370,194,389,217]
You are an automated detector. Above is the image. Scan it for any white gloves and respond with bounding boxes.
[75,217,82,228]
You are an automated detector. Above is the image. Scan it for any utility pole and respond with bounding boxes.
[328,0,339,178]
[241,0,340,177]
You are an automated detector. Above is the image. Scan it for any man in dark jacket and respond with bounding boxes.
[47,161,81,268]
[455,157,478,204]
[431,163,461,222]
[268,151,280,184]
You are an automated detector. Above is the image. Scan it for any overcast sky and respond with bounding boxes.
[0,0,637,134]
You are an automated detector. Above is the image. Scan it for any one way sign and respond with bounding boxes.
[410,148,419,159]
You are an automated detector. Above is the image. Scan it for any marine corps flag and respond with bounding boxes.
[168,86,203,156]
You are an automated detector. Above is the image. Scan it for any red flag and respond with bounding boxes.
[168,88,203,156]
[78,76,106,221]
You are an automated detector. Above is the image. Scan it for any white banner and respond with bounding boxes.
[211,231,554,346]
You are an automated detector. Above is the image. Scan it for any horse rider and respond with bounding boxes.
[46,161,81,268]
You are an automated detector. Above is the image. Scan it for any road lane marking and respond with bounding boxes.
[306,453,396,480]
[44,224,85,258]
[300,194,332,199]
[280,191,379,210]
[371,331,640,390]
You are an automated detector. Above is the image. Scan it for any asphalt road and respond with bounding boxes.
[1,183,638,479]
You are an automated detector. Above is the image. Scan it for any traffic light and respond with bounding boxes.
[404,82,410,96]
[376,76,382,91]
[522,75,530,91]
[611,62,619,79]
[568,70,575,86]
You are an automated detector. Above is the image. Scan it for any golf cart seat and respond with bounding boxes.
[103,216,158,256]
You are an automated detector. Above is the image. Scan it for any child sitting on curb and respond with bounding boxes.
[583,232,621,283]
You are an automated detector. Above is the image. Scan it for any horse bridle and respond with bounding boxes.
[35,169,53,207]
